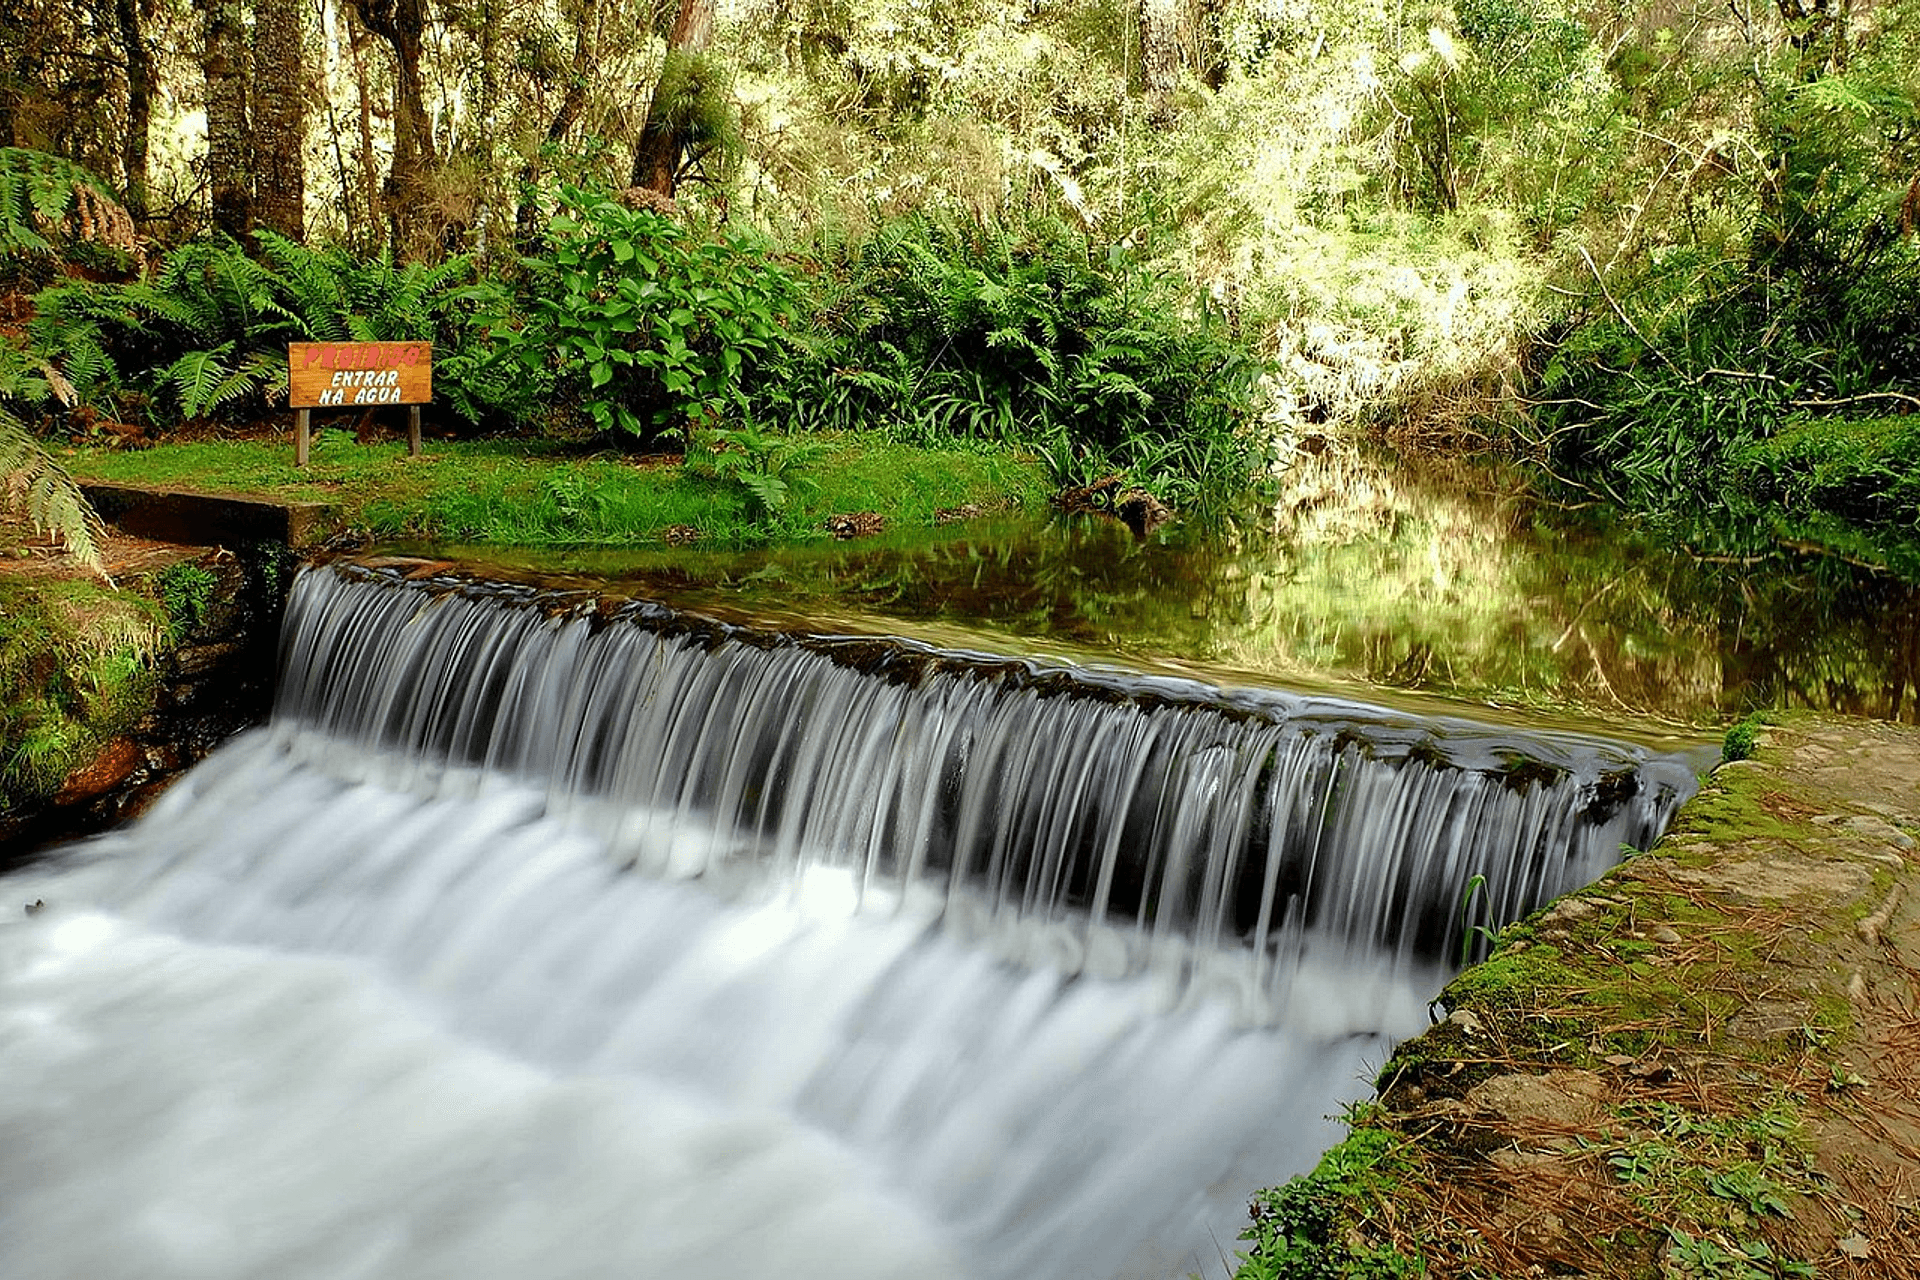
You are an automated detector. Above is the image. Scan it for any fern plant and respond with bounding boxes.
[0,337,102,569]
[28,230,515,428]
[683,422,832,522]
[0,148,135,267]
[788,210,1264,516]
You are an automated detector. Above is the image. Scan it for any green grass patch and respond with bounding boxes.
[1732,414,1920,530]
[60,432,1049,547]
[1236,1112,1422,1280]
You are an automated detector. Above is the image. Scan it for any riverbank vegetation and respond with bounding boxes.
[0,553,208,826]
[1,0,1914,565]
[66,433,1048,546]
[1234,716,1920,1280]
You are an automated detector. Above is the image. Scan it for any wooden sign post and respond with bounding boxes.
[287,341,434,466]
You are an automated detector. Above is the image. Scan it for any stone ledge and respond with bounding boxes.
[81,481,342,548]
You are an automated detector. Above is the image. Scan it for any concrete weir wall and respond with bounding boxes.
[80,482,341,550]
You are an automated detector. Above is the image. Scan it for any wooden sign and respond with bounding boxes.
[288,341,432,408]
[287,342,433,466]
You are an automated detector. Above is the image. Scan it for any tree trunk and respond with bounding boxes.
[112,0,153,222]
[0,0,42,149]
[204,0,252,239]
[251,0,306,240]
[630,0,714,196]
[350,0,437,256]
[345,4,382,249]
[1139,0,1180,98]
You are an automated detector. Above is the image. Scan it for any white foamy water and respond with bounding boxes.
[0,566,1694,1279]
[1,732,1420,1280]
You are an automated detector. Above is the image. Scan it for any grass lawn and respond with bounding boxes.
[58,430,1051,547]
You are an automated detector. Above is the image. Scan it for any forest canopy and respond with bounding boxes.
[0,0,1916,547]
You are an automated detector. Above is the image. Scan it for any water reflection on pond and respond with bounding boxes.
[394,450,1920,746]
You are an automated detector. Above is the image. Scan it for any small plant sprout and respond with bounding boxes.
[1457,872,1503,967]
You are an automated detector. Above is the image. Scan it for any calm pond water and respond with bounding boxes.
[393,449,1920,750]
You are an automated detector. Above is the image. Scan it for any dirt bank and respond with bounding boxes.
[1240,714,1920,1280]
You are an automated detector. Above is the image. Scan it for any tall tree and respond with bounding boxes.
[350,0,438,254]
[251,0,306,239]
[516,7,596,242]
[1139,0,1180,99]
[629,0,713,196]
[110,0,154,222]
[204,0,252,238]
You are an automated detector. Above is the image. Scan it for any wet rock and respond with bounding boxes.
[1842,814,1915,849]
[52,738,141,805]
[1725,999,1813,1041]
[825,512,886,540]
[172,640,248,677]
[1540,897,1600,926]
[1465,1071,1608,1132]
[107,779,176,825]
[142,744,183,774]
[1115,489,1172,535]
[1714,759,1767,777]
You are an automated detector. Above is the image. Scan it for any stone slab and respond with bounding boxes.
[81,482,342,549]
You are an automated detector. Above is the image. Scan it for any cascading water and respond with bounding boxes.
[0,563,1696,1280]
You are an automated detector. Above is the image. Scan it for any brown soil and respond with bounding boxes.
[0,514,203,581]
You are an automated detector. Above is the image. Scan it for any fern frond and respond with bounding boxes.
[0,148,132,259]
[242,349,288,406]
[163,345,236,418]
[0,408,103,569]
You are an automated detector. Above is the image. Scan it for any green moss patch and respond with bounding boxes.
[0,572,166,813]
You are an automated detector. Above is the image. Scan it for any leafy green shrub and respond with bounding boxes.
[1526,215,1920,533]
[510,187,801,444]
[1721,714,1765,763]
[155,561,217,640]
[785,212,1264,514]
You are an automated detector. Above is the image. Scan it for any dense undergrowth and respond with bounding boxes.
[1515,6,1920,557]
[6,185,1262,530]
[0,560,189,817]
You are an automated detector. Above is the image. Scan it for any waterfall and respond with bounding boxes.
[0,562,1695,1280]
